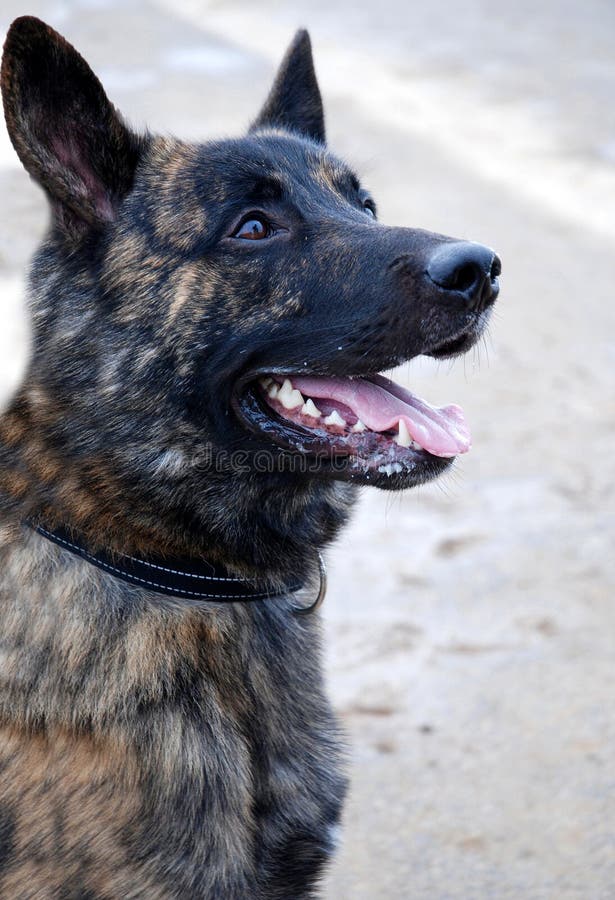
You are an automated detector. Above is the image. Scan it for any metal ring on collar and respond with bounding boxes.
[292,553,327,616]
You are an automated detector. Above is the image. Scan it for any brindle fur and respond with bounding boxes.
[0,16,496,898]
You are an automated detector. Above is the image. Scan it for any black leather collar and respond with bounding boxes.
[30,522,305,605]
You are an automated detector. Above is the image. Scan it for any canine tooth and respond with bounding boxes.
[324,410,346,428]
[352,419,366,432]
[283,390,304,409]
[278,378,304,410]
[301,399,321,418]
[268,383,280,399]
[395,419,413,447]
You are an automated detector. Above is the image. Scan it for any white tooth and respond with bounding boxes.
[301,399,321,418]
[324,410,346,428]
[352,419,366,432]
[283,390,304,409]
[395,419,413,447]
[278,378,304,410]
[378,462,403,476]
[268,383,280,399]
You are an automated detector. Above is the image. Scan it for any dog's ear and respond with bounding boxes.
[250,30,325,143]
[1,16,143,235]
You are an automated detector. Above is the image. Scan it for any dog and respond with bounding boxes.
[0,15,500,899]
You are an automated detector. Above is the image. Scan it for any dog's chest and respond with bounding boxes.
[0,542,346,897]
[131,603,347,896]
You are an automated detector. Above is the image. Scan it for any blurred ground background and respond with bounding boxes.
[1,1,614,897]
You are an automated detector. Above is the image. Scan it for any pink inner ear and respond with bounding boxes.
[51,133,115,222]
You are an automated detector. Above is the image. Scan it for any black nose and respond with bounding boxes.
[426,242,501,311]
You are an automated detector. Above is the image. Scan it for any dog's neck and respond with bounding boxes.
[28,520,313,605]
[0,517,324,737]
[0,391,356,587]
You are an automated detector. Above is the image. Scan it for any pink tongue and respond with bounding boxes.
[291,374,471,458]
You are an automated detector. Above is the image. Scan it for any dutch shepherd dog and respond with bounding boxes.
[0,16,500,898]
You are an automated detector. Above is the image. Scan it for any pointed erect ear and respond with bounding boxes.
[1,16,143,235]
[250,30,325,144]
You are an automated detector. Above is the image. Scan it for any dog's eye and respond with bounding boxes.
[232,215,273,240]
[362,199,376,219]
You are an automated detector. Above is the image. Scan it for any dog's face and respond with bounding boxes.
[1,18,499,550]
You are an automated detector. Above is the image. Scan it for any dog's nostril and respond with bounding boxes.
[448,262,481,294]
[490,255,502,280]
[426,242,500,311]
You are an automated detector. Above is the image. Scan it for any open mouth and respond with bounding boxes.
[234,369,472,487]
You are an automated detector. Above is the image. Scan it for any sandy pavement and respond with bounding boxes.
[1,1,614,897]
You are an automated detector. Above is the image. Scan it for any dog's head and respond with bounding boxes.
[1,18,499,564]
